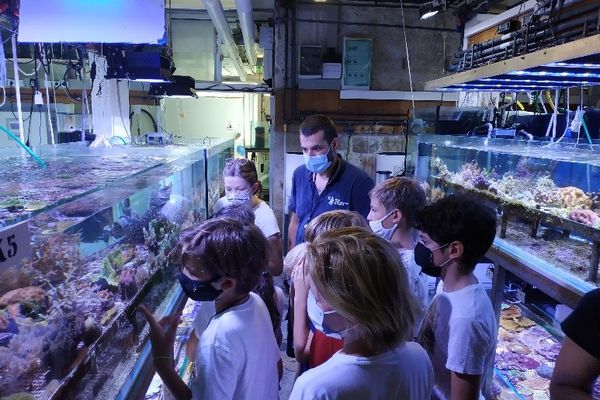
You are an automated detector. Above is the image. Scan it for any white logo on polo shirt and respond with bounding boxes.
[327,196,349,207]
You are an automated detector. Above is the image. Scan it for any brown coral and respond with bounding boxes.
[560,186,592,209]
[0,287,46,308]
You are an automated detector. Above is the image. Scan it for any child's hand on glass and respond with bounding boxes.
[138,304,182,365]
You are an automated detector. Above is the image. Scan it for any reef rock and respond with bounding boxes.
[0,287,46,308]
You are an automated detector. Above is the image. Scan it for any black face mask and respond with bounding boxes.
[414,242,450,278]
[178,272,223,301]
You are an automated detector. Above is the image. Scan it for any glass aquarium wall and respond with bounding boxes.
[0,139,232,399]
[416,134,600,400]
[416,134,600,285]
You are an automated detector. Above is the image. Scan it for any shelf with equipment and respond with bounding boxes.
[425,34,600,92]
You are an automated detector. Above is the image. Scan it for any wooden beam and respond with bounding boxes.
[274,89,455,131]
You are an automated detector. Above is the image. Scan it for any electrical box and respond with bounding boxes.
[497,19,521,34]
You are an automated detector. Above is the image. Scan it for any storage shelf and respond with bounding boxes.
[424,34,600,91]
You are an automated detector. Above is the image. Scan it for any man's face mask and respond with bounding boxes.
[304,146,332,173]
[178,272,223,301]
[414,242,452,277]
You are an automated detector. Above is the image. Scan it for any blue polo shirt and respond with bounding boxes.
[289,155,374,245]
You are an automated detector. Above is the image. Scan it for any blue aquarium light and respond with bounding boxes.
[544,62,600,69]
[508,70,600,79]
[479,78,594,85]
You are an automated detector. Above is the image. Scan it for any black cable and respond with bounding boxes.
[26,98,34,146]
[129,108,158,133]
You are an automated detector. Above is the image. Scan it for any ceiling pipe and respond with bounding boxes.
[236,0,257,67]
[203,0,248,81]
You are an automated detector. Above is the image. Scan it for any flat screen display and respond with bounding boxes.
[18,0,165,44]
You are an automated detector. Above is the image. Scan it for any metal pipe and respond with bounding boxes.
[204,0,247,81]
[236,0,257,67]
[294,0,421,8]
[10,33,25,142]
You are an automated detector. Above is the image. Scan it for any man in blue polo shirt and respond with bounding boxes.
[288,114,374,248]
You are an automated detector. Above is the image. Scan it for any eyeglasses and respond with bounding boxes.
[225,157,252,166]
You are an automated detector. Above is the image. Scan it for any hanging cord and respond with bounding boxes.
[39,44,55,145]
[399,0,415,111]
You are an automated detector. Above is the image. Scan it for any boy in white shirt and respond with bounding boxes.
[414,195,498,400]
[139,218,280,400]
[367,177,429,336]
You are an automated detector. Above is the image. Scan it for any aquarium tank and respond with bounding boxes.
[0,139,233,399]
[416,133,600,399]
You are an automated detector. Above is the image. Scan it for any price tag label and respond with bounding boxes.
[0,221,32,269]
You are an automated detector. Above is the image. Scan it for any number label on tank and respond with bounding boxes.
[0,221,31,268]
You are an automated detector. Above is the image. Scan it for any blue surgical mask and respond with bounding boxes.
[369,210,397,241]
[304,147,332,173]
[178,272,223,301]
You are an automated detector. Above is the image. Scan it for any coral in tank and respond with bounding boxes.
[560,186,592,209]
[42,307,85,378]
[21,233,83,288]
[568,209,600,226]
[0,322,48,397]
[532,176,562,207]
[118,269,138,301]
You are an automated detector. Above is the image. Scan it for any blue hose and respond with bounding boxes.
[110,136,127,145]
[582,115,593,145]
[0,124,46,169]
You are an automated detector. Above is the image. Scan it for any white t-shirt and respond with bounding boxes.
[253,200,280,238]
[418,283,497,400]
[190,293,280,400]
[398,248,429,337]
[290,342,433,400]
[213,197,280,238]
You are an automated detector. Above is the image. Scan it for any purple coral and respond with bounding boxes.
[42,311,85,377]
[472,175,490,190]
[118,269,138,301]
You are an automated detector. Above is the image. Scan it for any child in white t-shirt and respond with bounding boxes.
[139,218,280,400]
[290,227,433,400]
[215,157,282,276]
[367,177,430,337]
[414,194,498,400]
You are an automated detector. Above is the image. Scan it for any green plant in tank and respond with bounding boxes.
[101,259,119,287]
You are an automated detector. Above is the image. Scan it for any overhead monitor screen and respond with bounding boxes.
[18,0,165,44]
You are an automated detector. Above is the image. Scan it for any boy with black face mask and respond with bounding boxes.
[139,218,280,400]
[414,195,497,400]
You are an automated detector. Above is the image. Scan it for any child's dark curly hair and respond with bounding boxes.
[415,194,497,274]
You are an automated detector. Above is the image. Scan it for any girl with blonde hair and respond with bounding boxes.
[291,210,369,370]
[290,227,433,399]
